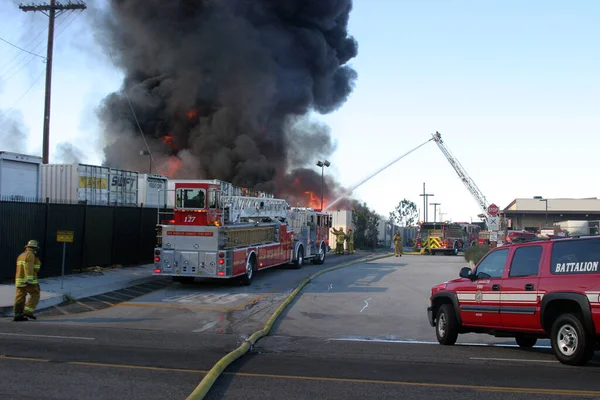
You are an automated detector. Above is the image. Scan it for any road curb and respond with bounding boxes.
[0,275,158,317]
[185,252,393,400]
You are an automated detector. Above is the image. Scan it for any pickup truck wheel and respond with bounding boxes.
[515,335,537,349]
[436,304,459,345]
[550,314,595,366]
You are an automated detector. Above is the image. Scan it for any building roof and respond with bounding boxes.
[503,198,600,213]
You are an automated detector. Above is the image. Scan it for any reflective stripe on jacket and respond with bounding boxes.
[15,250,35,287]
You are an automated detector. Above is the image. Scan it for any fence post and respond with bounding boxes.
[79,200,88,272]
[41,198,50,268]
[138,203,144,265]
[110,204,117,267]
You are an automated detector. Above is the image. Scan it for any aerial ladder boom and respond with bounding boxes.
[431,131,491,219]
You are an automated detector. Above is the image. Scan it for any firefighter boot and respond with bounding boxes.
[13,314,28,322]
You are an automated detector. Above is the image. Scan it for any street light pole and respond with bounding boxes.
[140,150,152,173]
[316,160,330,210]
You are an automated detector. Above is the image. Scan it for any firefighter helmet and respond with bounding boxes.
[25,240,39,249]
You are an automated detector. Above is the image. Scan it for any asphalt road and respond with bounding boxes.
[1,252,599,400]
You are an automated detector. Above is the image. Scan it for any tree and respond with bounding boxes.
[352,202,380,250]
[391,198,418,227]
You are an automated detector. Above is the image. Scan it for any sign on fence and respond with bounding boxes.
[56,230,74,243]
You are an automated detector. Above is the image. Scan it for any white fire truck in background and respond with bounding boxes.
[152,179,331,285]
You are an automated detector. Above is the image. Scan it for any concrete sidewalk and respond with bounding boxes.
[0,264,157,317]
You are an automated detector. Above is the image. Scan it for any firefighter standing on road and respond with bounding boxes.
[14,240,41,321]
[393,231,403,257]
[346,227,354,254]
[331,227,346,255]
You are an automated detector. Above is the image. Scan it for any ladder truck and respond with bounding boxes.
[152,179,331,285]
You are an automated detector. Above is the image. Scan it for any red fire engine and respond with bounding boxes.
[152,180,331,285]
[416,221,480,255]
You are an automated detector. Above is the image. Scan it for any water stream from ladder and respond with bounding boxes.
[324,138,434,211]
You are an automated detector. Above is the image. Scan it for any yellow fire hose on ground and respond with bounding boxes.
[186,252,394,399]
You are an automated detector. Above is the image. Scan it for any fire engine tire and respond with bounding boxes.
[293,246,304,269]
[515,335,537,349]
[550,313,595,366]
[435,304,459,345]
[312,243,326,265]
[240,257,256,286]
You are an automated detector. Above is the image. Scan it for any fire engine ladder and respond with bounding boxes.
[221,195,289,223]
[432,131,491,219]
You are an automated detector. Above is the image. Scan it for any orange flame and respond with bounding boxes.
[187,109,197,120]
[159,156,183,178]
[304,191,327,210]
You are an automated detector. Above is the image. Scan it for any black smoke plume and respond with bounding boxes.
[95,0,358,209]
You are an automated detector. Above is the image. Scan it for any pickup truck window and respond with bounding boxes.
[476,249,508,278]
[509,245,542,277]
[551,238,600,274]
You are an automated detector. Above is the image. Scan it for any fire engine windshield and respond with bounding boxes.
[176,188,206,209]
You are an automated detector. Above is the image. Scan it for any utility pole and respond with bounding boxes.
[431,202,441,223]
[419,182,434,222]
[19,1,87,164]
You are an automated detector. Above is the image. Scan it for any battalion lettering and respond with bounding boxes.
[555,261,599,273]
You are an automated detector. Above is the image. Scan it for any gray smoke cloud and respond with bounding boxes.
[0,110,28,153]
[95,0,358,208]
[55,142,84,164]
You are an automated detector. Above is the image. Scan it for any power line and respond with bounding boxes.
[108,51,158,173]
[0,68,46,122]
[0,36,47,60]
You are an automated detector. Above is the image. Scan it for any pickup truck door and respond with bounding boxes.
[457,249,510,327]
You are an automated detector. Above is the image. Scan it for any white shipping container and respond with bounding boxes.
[109,168,139,206]
[0,151,42,202]
[41,163,111,205]
[138,173,168,208]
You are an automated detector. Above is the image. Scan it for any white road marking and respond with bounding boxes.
[360,298,371,313]
[0,332,94,341]
[193,320,219,332]
[470,357,557,363]
[328,337,552,349]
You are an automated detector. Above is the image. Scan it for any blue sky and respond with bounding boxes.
[1,0,598,222]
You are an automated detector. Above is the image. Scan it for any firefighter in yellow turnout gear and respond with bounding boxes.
[331,227,346,255]
[346,227,354,254]
[393,232,403,257]
[14,240,41,321]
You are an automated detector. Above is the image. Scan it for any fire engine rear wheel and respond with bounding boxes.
[436,304,459,346]
[241,257,256,286]
[294,246,304,269]
[452,244,459,256]
[312,244,326,265]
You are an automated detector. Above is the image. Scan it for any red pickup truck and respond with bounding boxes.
[427,236,600,365]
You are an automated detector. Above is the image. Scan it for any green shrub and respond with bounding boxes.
[463,245,490,265]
